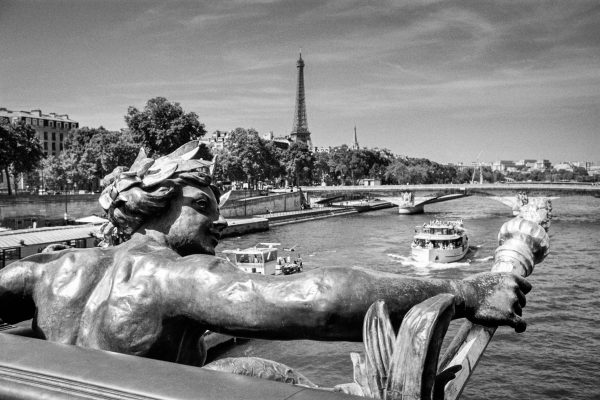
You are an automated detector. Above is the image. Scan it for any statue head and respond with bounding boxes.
[99,141,228,254]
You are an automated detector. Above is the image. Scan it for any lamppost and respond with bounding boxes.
[64,178,72,225]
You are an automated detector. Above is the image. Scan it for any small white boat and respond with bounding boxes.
[222,243,303,275]
[208,244,303,351]
[411,220,469,263]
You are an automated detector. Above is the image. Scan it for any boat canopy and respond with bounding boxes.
[414,232,462,240]
[222,245,279,264]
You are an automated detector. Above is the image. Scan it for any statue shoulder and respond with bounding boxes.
[19,246,107,271]
[5,247,112,295]
[152,253,240,280]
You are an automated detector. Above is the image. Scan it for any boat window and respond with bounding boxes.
[237,254,250,263]
[1,247,21,269]
[264,251,277,262]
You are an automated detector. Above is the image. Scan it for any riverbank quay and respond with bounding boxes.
[221,207,358,237]
[256,207,359,226]
[0,206,366,268]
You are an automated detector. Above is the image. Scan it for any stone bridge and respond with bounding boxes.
[302,183,600,214]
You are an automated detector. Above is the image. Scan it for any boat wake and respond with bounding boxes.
[386,244,494,275]
[466,245,494,263]
[386,253,470,275]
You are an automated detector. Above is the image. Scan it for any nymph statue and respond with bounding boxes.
[0,142,531,368]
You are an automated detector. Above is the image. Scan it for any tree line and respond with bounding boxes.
[1,96,593,195]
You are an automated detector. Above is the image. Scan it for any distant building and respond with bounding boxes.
[532,159,552,170]
[588,165,600,176]
[0,108,79,193]
[571,161,592,170]
[553,162,573,172]
[447,162,468,172]
[515,159,536,168]
[199,130,230,150]
[491,160,516,172]
[201,129,293,152]
[262,131,293,150]
[359,178,381,186]
[0,108,79,158]
[313,146,331,153]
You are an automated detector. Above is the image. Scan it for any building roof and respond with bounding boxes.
[0,225,99,249]
[0,108,77,123]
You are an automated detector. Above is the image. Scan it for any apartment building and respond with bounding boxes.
[0,108,79,157]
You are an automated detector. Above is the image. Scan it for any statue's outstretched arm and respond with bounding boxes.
[163,255,529,341]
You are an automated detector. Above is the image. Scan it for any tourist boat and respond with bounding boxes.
[411,220,469,263]
[222,243,303,275]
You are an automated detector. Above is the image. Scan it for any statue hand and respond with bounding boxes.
[462,272,532,333]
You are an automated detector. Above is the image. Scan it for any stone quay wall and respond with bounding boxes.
[220,191,303,218]
[0,194,102,228]
[0,191,305,229]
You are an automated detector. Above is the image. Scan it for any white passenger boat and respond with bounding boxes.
[207,244,303,352]
[410,220,469,263]
[222,243,303,275]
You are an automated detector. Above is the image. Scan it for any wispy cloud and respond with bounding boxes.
[2,0,600,162]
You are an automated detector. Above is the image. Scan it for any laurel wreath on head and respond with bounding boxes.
[99,140,214,212]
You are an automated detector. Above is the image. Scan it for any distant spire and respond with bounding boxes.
[353,125,359,150]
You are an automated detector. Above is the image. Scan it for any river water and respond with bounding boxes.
[216,196,600,400]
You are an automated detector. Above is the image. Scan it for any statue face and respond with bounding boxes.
[158,184,228,256]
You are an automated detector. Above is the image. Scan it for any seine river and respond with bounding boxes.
[216,196,599,400]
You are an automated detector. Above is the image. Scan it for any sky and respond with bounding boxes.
[1,0,599,164]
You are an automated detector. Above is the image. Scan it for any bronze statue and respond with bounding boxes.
[0,142,531,369]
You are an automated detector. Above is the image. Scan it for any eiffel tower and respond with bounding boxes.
[290,50,312,148]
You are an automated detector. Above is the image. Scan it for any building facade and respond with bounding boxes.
[0,108,79,158]
[0,108,79,193]
[491,160,516,172]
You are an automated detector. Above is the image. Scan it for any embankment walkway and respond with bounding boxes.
[222,207,357,237]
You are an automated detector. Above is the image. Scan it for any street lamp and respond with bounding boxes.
[64,178,72,224]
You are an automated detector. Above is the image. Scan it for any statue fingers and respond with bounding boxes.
[513,301,522,317]
[516,289,527,308]
[515,275,532,294]
[508,314,527,333]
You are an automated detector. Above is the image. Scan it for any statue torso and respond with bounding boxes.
[30,237,206,366]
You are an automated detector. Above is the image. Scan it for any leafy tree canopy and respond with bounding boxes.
[42,128,139,192]
[0,121,44,194]
[125,97,206,156]
[283,142,315,186]
[215,128,282,185]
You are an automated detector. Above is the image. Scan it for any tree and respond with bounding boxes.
[83,129,140,189]
[41,154,70,192]
[314,151,333,185]
[328,146,351,185]
[283,142,315,186]
[385,158,410,184]
[41,127,142,192]
[0,122,44,195]
[125,97,206,156]
[62,127,105,190]
[216,128,282,187]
